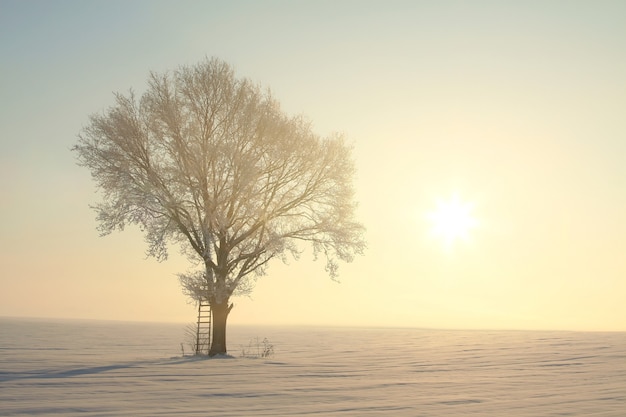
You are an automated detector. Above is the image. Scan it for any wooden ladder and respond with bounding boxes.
[195,299,211,355]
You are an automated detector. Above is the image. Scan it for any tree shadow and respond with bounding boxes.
[0,362,141,382]
[0,355,238,382]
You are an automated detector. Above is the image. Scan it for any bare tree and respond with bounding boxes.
[73,58,366,356]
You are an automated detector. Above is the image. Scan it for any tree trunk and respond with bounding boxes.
[209,300,233,356]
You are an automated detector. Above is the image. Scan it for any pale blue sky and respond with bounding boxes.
[1,1,625,330]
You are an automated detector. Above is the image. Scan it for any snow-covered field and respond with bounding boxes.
[1,318,624,416]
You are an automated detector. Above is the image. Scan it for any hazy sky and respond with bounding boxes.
[1,0,625,331]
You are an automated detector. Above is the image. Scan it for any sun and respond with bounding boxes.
[427,194,478,249]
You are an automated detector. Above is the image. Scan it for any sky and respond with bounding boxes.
[1,0,625,331]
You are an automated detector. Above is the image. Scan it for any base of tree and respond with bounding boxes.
[208,301,233,356]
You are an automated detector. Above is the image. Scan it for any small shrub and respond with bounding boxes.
[181,323,199,356]
[240,337,274,359]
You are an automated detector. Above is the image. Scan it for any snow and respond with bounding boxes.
[1,318,625,416]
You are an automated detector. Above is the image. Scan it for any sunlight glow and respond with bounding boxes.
[427,194,478,249]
